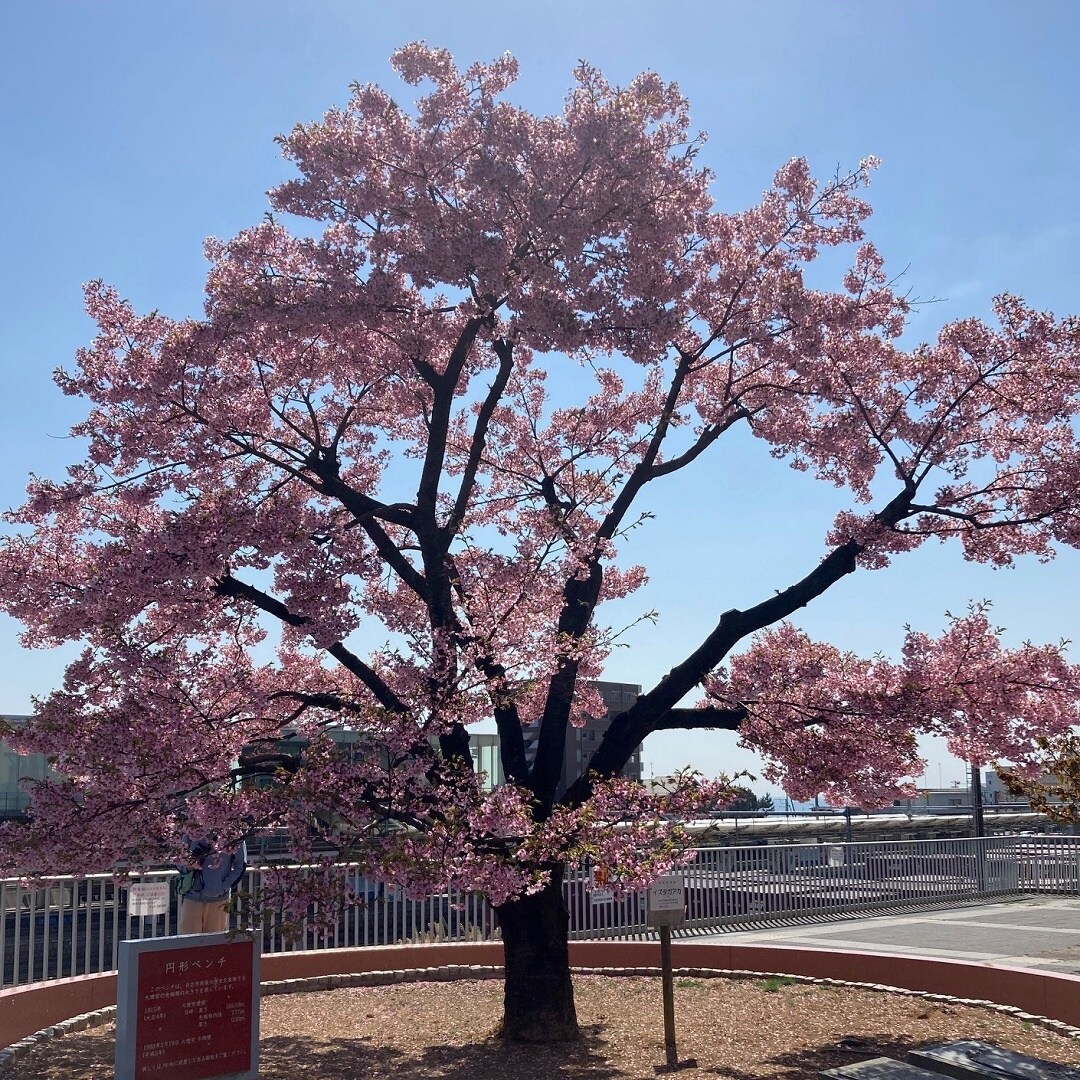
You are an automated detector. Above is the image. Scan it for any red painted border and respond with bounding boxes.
[4,939,1079,1049]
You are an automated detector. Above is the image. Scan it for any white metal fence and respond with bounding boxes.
[565,834,1062,938]
[3,835,1076,989]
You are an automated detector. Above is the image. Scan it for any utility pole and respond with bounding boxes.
[971,761,986,893]
[971,761,985,839]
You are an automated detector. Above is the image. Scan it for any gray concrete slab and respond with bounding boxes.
[700,897,1080,972]
[943,907,1080,929]
[818,922,1072,954]
[909,1040,1080,1079]
[819,1058,941,1079]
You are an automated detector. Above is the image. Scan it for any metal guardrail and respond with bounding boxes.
[0,867,498,989]
[2,835,1075,989]
[566,835,1049,938]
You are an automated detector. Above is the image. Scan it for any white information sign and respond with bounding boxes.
[648,874,685,912]
[648,874,686,928]
[127,881,170,918]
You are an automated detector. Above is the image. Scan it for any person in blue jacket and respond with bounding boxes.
[176,837,247,935]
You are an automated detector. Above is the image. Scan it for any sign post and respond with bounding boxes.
[115,932,260,1080]
[647,874,695,1072]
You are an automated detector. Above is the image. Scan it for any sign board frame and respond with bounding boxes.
[116,932,260,1080]
[648,874,686,929]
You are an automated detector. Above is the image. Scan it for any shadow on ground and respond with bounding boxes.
[4,1025,626,1079]
[0,1026,1055,1080]
[257,1025,624,1079]
[702,1034,941,1079]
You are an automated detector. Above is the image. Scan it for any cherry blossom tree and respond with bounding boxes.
[2,45,1080,1041]
[706,604,1080,808]
[997,734,1080,826]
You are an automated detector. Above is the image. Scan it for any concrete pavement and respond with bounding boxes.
[701,896,1080,973]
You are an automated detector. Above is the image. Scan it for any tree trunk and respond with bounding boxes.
[495,863,579,1042]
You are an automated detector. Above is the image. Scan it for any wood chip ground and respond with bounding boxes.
[6,974,1080,1078]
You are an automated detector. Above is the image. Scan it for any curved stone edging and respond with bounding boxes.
[0,1004,118,1070]
[4,941,1080,1069]
[0,965,510,1071]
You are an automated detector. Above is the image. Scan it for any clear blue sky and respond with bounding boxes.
[2,2,1079,796]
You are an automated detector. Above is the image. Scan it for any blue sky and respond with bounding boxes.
[2,2,1079,796]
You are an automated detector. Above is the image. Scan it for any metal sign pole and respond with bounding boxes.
[648,874,697,1073]
[659,923,677,1066]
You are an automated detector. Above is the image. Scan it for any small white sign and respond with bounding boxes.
[127,881,170,918]
[648,873,686,928]
[590,866,614,904]
[648,874,685,912]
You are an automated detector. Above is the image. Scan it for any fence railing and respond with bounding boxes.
[566,834,1064,938]
[2,835,1076,989]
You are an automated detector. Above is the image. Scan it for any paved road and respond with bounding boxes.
[702,896,1080,973]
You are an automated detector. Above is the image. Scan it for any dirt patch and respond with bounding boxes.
[6,974,1079,1078]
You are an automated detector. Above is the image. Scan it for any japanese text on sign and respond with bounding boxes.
[590,865,615,903]
[116,934,259,1080]
[648,875,685,911]
[127,881,170,918]
[648,874,686,928]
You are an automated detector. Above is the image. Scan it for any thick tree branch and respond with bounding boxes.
[494,705,530,786]
[646,414,745,478]
[214,574,409,714]
[650,705,748,731]
[562,477,926,808]
[415,316,484,518]
[312,471,430,602]
[523,362,711,809]
[560,532,874,809]
[530,561,605,810]
[214,573,307,626]
[446,338,515,536]
[233,751,301,778]
[438,722,475,773]
[268,690,367,714]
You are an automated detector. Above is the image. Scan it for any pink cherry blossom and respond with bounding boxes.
[2,44,1078,1041]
